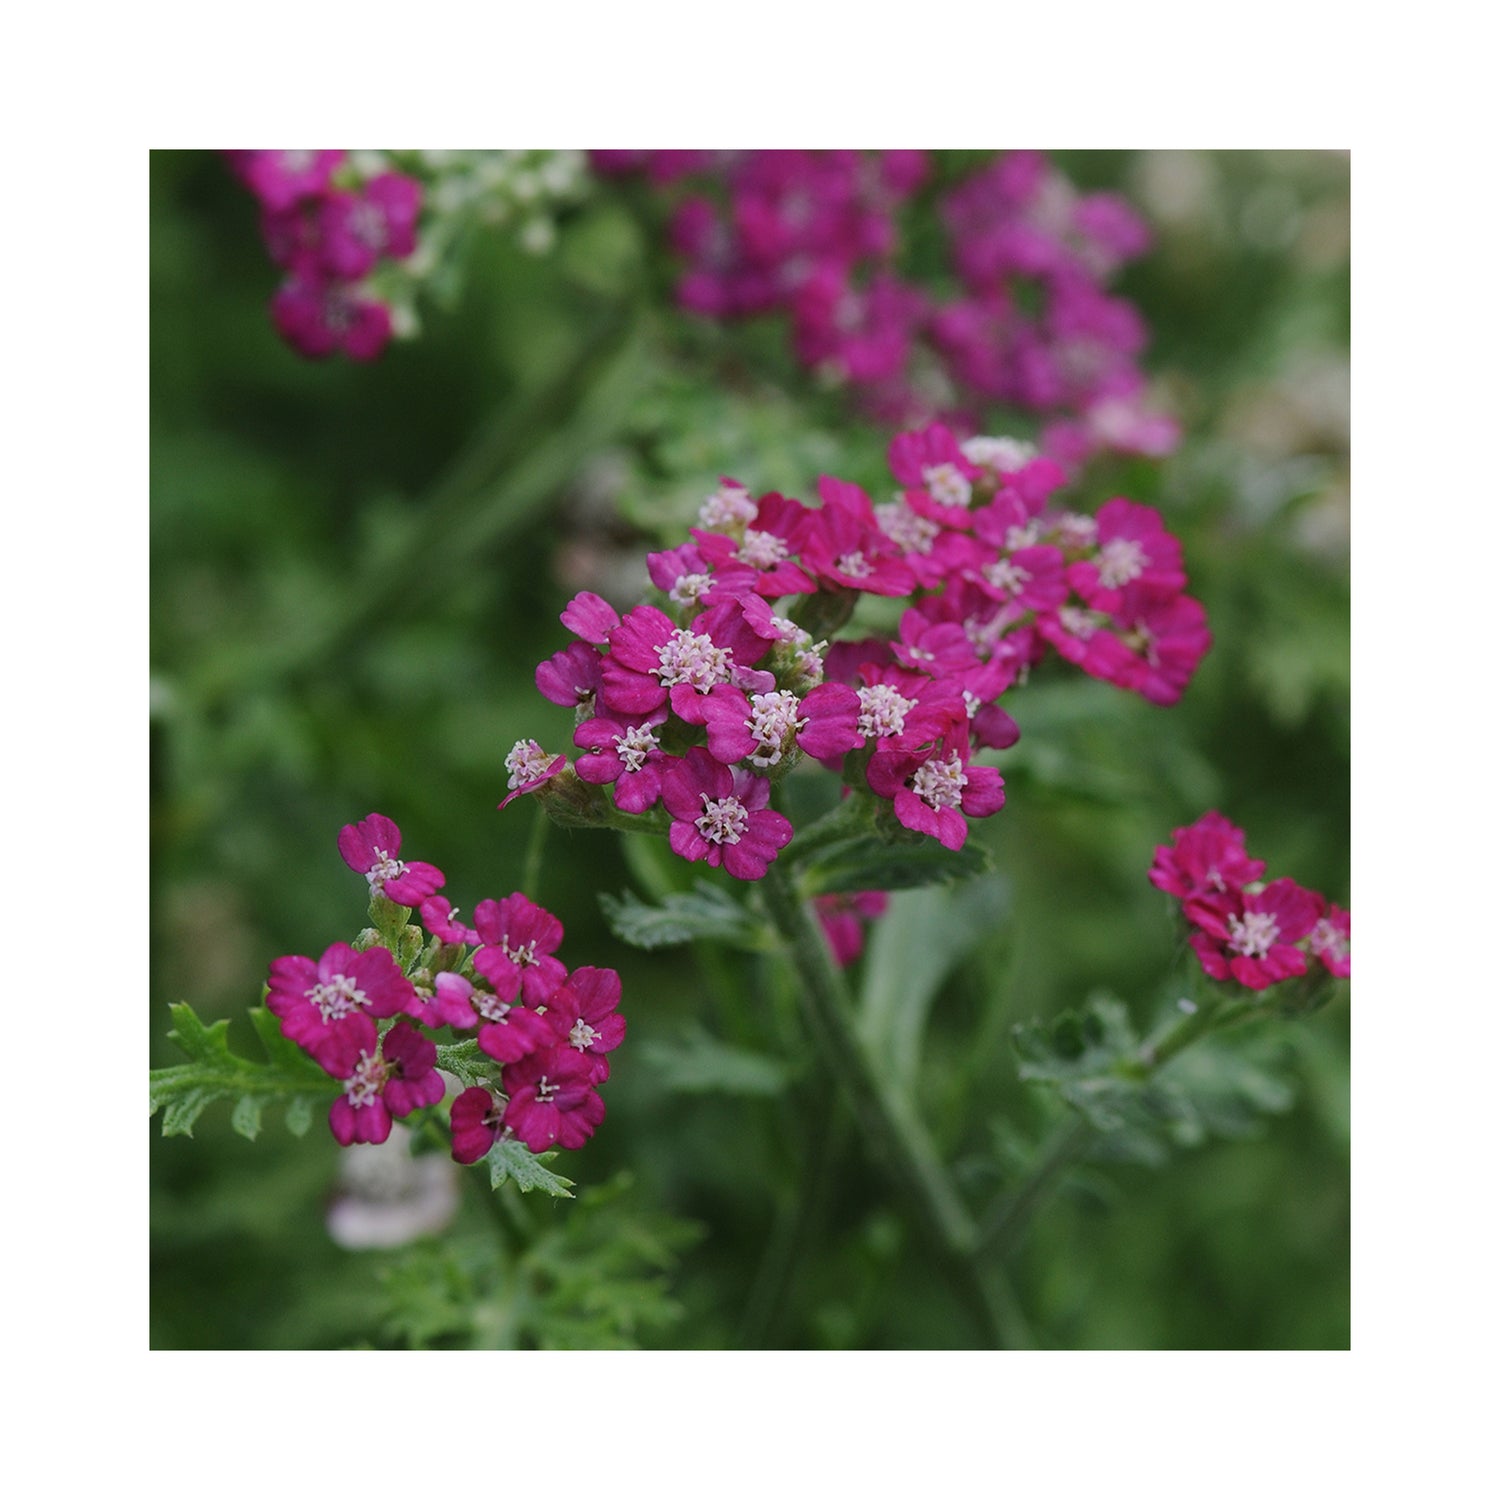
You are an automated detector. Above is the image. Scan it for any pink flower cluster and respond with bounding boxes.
[591,150,1177,461]
[1150,812,1351,992]
[266,814,623,1156]
[508,421,1210,881]
[225,150,422,360]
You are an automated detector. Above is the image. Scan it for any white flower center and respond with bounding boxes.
[669,571,713,607]
[912,752,969,810]
[744,690,807,767]
[696,793,750,845]
[875,498,940,554]
[1228,911,1280,960]
[922,463,972,509]
[473,988,513,1023]
[569,1019,601,1051]
[1097,537,1148,589]
[502,938,538,968]
[365,846,408,894]
[857,683,917,739]
[534,1075,559,1104]
[982,558,1031,596]
[738,528,790,569]
[613,723,660,773]
[655,629,732,692]
[835,550,874,579]
[1056,513,1098,549]
[1005,521,1041,550]
[306,973,368,1022]
[699,483,757,529]
[961,435,1035,471]
[505,739,554,788]
[1058,606,1098,639]
[345,1050,389,1108]
[1310,918,1348,963]
[349,199,388,251]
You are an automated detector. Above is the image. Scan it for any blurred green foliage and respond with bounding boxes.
[151,150,1348,1349]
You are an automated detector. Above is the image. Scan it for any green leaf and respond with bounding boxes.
[1012,995,1140,1084]
[434,1039,494,1092]
[796,832,993,896]
[599,882,771,951]
[639,1027,790,1097]
[858,877,1009,1097]
[486,1138,576,1198]
[150,1002,339,1139]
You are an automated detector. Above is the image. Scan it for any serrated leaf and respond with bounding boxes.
[1013,995,1140,1084]
[230,1095,264,1141]
[486,1138,576,1197]
[599,882,770,951]
[434,1039,494,1092]
[150,1002,339,1139]
[796,833,993,896]
[639,1028,790,1097]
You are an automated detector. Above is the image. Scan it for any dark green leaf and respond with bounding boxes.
[796,833,993,896]
[639,1027,790,1097]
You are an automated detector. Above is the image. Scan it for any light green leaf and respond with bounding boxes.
[150,1002,339,1139]
[599,882,771,951]
[486,1138,576,1198]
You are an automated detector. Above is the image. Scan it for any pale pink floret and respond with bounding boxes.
[338,813,445,906]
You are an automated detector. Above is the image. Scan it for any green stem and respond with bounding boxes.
[759,861,1014,1347]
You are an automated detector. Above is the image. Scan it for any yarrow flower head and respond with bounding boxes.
[338,813,445,906]
[1151,812,1350,995]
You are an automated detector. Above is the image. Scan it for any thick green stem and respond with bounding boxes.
[759,862,1018,1347]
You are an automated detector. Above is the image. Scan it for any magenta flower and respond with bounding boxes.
[799,477,917,596]
[319,172,422,280]
[1066,499,1185,613]
[270,274,393,361]
[266,941,415,1066]
[408,970,489,1030]
[418,898,480,947]
[1308,904,1351,979]
[573,708,669,811]
[228,149,344,212]
[322,1018,445,1147]
[450,1086,506,1165]
[688,681,862,769]
[1186,879,1325,992]
[338,813,445,907]
[502,1045,607,1152]
[546,965,626,1078]
[600,600,773,717]
[815,891,889,967]
[661,748,794,880]
[1149,812,1267,901]
[472,893,567,1005]
[499,740,568,810]
[867,732,1005,851]
[535,641,603,708]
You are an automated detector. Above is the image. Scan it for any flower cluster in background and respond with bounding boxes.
[226,151,422,360]
[1150,811,1351,992]
[506,418,1210,890]
[266,813,624,1157]
[590,149,1178,463]
[227,149,589,360]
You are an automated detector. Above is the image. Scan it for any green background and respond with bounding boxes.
[151,150,1349,1349]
